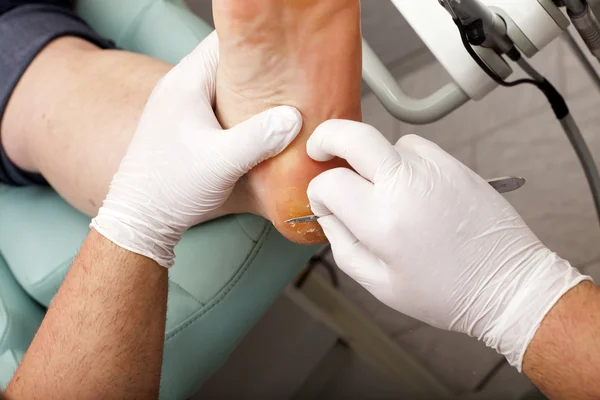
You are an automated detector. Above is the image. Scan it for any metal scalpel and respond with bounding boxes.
[284,176,526,224]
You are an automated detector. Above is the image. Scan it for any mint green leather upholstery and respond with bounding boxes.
[0,1,316,398]
[0,255,44,390]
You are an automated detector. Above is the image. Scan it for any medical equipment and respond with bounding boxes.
[363,0,600,228]
[285,176,527,224]
[561,0,600,61]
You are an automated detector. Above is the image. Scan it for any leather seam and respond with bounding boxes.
[0,285,9,349]
[3,223,272,339]
[169,279,204,306]
[24,254,78,305]
[234,215,262,243]
[165,223,272,342]
[0,254,22,349]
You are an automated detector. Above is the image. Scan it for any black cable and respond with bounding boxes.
[321,258,340,288]
[473,358,507,393]
[453,18,538,88]
[453,18,569,120]
[295,245,340,289]
[295,257,320,289]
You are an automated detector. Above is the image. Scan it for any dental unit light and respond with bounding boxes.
[363,0,600,226]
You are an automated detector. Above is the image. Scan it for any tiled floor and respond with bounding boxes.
[332,27,600,398]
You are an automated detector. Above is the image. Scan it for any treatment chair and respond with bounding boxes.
[0,1,317,398]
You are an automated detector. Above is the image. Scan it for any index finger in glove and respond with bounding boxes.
[319,215,390,291]
[307,120,403,184]
[308,167,374,236]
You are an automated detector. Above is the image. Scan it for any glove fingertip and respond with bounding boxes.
[306,120,339,163]
[263,106,303,149]
[219,106,302,173]
[270,105,302,126]
[236,106,302,155]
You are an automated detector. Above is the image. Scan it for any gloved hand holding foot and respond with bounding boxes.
[91,32,303,268]
[306,120,597,393]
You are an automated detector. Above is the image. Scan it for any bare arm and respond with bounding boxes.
[5,230,168,400]
[523,281,600,399]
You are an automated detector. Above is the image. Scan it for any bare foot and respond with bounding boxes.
[213,0,363,244]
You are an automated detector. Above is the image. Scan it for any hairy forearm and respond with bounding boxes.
[523,281,600,399]
[6,230,168,399]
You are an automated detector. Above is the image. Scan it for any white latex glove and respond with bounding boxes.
[91,32,302,268]
[306,120,591,370]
